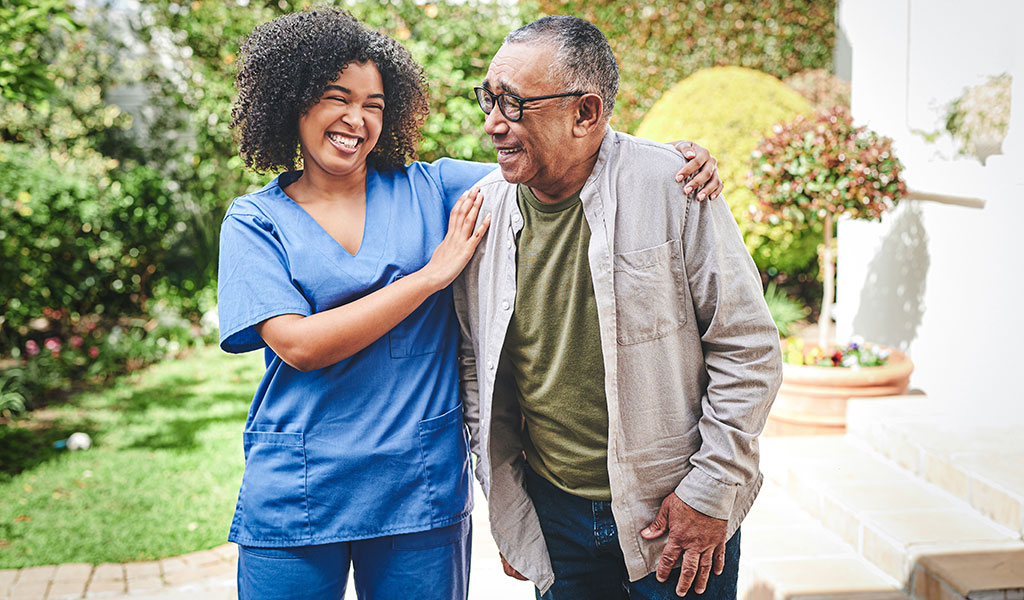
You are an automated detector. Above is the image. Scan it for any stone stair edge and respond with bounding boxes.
[760,434,1023,586]
[740,478,904,600]
[844,398,1024,535]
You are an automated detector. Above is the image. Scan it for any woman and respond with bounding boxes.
[217,8,720,600]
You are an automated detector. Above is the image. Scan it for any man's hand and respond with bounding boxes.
[500,553,529,581]
[640,492,728,596]
[670,140,723,201]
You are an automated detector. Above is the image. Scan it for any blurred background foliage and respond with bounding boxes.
[536,0,837,133]
[637,67,819,279]
[1,0,838,415]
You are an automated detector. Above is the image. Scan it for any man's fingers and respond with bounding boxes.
[641,503,669,539]
[675,550,701,597]
[655,536,683,582]
[692,549,715,594]
[500,554,529,581]
[713,541,726,575]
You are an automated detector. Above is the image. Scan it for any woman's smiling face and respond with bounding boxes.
[298,61,385,180]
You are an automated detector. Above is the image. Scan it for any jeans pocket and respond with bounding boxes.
[613,240,687,345]
[238,431,310,541]
[417,403,472,524]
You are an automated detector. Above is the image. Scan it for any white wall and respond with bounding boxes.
[835,0,1024,416]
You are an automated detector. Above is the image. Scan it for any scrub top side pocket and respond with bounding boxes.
[234,431,311,544]
[417,403,473,526]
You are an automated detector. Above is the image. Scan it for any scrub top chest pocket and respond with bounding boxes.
[612,239,688,345]
[389,282,451,358]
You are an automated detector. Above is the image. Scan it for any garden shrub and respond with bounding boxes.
[784,68,851,111]
[536,0,836,133]
[635,66,819,275]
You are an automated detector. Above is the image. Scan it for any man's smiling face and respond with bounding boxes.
[482,43,581,196]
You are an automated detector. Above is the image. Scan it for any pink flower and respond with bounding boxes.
[26,340,40,357]
[70,336,83,348]
[88,346,99,359]
[45,337,62,352]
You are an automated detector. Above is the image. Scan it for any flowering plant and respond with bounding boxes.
[749,106,906,349]
[782,337,890,368]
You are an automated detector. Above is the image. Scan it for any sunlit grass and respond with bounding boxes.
[0,345,264,568]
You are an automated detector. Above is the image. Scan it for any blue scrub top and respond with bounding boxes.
[217,158,496,547]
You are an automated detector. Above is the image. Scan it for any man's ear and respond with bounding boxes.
[572,93,604,137]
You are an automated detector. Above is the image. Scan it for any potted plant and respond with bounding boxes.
[749,106,913,435]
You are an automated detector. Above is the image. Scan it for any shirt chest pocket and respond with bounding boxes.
[613,239,688,345]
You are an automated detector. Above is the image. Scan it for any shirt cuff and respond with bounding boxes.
[674,467,738,521]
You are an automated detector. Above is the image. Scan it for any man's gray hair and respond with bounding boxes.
[504,15,619,119]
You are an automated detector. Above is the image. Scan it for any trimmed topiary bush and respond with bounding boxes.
[749,106,906,349]
[635,66,817,275]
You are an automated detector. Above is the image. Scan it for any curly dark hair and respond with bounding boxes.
[231,8,429,173]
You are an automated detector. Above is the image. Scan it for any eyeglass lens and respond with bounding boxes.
[475,88,522,121]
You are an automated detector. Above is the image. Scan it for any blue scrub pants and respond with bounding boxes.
[525,466,740,600]
[237,518,471,600]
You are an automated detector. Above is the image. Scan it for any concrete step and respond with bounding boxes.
[739,481,906,599]
[910,548,1024,600]
[759,435,1024,587]
[846,397,1024,537]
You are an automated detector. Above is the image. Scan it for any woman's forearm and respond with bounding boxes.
[255,269,444,371]
[256,187,489,372]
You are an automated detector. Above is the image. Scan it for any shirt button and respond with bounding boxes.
[487,360,494,370]
[501,300,510,311]
[506,238,513,249]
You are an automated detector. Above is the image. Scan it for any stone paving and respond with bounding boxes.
[0,482,535,600]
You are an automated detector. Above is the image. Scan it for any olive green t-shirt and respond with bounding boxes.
[501,184,611,501]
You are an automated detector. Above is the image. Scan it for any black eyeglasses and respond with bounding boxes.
[474,86,585,122]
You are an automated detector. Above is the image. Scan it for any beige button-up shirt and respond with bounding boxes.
[453,127,782,593]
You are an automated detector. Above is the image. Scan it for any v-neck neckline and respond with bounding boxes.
[277,170,384,261]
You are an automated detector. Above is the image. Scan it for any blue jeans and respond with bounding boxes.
[525,466,740,600]
[236,518,471,600]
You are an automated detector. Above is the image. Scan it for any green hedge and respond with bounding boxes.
[536,0,837,134]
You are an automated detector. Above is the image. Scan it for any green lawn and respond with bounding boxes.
[0,344,264,568]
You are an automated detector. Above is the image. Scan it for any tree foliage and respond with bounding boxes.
[0,0,78,102]
[536,0,837,133]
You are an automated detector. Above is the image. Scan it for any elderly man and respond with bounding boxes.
[453,15,782,600]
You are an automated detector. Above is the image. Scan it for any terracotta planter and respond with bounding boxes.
[765,348,914,436]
